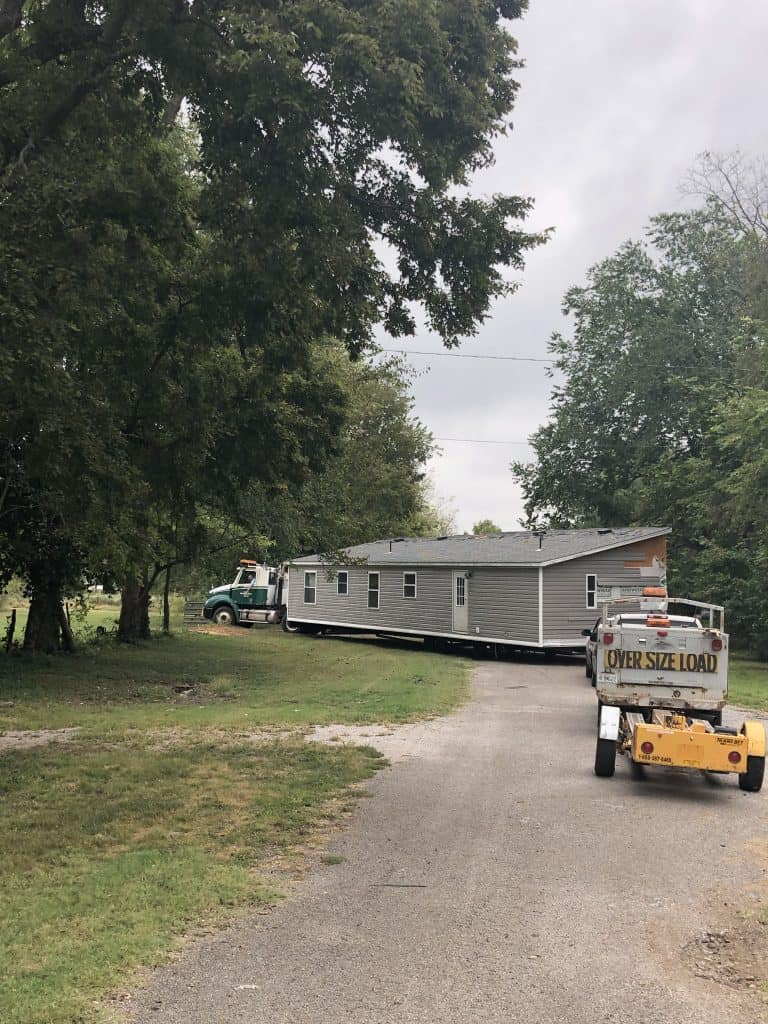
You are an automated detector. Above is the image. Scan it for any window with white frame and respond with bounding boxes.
[367,572,380,609]
[586,573,597,609]
[337,570,348,596]
[403,572,417,599]
[456,576,465,606]
[304,570,317,604]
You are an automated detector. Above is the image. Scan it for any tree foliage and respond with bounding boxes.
[2,1,544,646]
[514,153,768,652]
[472,519,502,535]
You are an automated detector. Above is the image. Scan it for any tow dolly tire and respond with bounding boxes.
[738,755,765,793]
[594,736,616,778]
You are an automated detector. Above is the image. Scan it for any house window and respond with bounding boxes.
[456,576,465,606]
[304,571,317,604]
[337,571,348,596]
[368,572,380,609]
[586,573,597,610]
[403,572,417,599]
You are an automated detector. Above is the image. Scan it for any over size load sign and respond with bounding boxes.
[604,650,718,673]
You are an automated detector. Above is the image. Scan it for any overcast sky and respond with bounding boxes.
[383,0,768,533]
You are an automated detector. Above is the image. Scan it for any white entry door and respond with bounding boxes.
[452,572,469,633]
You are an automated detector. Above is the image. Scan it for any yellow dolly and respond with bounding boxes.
[596,706,765,791]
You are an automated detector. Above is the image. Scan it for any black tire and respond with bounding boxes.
[585,657,592,679]
[212,605,236,627]
[738,755,765,793]
[594,736,616,777]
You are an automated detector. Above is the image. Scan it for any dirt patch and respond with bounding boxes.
[0,727,81,751]
[307,721,440,763]
[685,918,768,1004]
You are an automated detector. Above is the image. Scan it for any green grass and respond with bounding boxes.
[0,739,384,1024]
[729,656,768,711]
[0,627,470,1023]
[0,629,470,735]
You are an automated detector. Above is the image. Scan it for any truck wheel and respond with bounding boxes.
[594,737,616,778]
[585,658,592,679]
[213,606,235,627]
[738,755,765,793]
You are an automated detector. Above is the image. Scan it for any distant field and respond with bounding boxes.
[1,594,184,642]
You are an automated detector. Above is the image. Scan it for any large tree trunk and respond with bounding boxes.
[24,584,63,653]
[118,576,152,641]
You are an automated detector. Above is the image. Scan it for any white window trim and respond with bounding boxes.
[304,570,317,605]
[337,570,348,596]
[403,571,417,599]
[367,571,380,610]
[586,573,597,610]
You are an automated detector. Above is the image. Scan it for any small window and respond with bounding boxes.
[586,573,597,610]
[403,572,417,599]
[456,576,465,606]
[304,570,317,604]
[368,572,380,609]
[337,570,348,596]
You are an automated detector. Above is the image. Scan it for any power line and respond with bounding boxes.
[434,437,532,446]
[378,347,768,377]
[380,348,552,363]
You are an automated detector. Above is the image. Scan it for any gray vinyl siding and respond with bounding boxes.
[287,564,539,643]
[542,545,665,643]
[287,566,453,633]
[467,569,538,643]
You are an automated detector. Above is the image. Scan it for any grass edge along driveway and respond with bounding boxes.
[0,630,471,1024]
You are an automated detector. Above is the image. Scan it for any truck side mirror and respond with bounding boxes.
[581,628,592,636]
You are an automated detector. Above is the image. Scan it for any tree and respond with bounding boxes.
[512,209,746,527]
[226,352,445,562]
[171,353,451,596]
[472,519,502,535]
[1,1,546,646]
[512,160,768,653]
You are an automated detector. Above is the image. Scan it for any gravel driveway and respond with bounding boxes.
[126,656,768,1024]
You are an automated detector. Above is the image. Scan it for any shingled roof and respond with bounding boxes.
[291,527,670,568]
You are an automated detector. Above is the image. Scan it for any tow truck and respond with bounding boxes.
[593,590,765,792]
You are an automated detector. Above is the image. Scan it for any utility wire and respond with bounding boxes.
[434,437,532,446]
[378,347,768,376]
[380,348,553,363]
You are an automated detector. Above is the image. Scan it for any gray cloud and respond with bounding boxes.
[382,0,768,532]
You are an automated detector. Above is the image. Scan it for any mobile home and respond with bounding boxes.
[285,527,669,651]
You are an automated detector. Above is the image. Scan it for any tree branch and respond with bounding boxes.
[1,1,134,179]
[0,0,24,42]
[159,91,184,133]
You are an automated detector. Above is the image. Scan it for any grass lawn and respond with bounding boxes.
[0,629,470,734]
[0,627,471,1024]
[729,655,768,712]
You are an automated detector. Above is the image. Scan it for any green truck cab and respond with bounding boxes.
[202,560,285,626]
